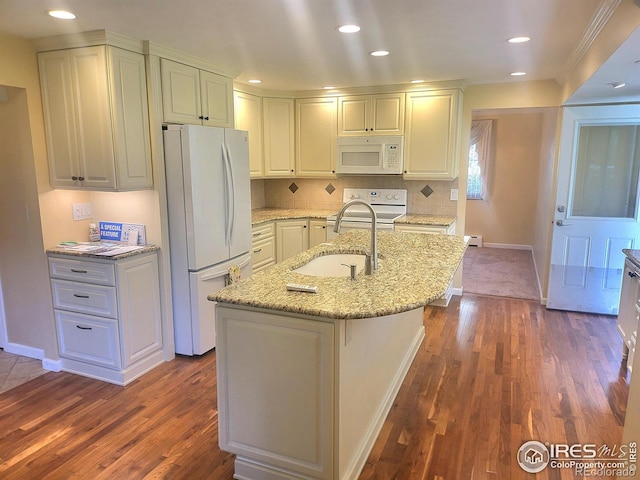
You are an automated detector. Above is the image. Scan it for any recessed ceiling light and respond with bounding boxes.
[507,36,531,44]
[370,50,390,57]
[47,10,76,19]
[323,86,336,90]
[248,79,261,84]
[410,80,425,84]
[338,24,360,33]
[610,82,626,89]
[510,71,527,76]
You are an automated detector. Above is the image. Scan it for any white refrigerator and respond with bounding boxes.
[163,124,252,355]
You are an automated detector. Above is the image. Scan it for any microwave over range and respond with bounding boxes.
[336,136,404,175]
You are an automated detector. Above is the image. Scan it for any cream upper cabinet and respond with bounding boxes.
[263,97,295,177]
[38,46,153,191]
[234,91,264,178]
[161,58,233,128]
[403,89,462,180]
[338,93,405,136]
[295,97,337,177]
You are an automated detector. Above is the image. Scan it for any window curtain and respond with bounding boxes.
[469,119,493,200]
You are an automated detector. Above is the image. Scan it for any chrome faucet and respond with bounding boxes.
[333,200,378,274]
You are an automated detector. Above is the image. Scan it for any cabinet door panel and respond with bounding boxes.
[338,96,368,135]
[372,94,404,134]
[263,98,295,177]
[72,47,117,189]
[108,47,153,189]
[296,98,337,177]
[201,70,233,128]
[38,51,79,188]
[276,220,309,263]
[161,59,201,124]
[404,90,460,180]
[234,91,263,177]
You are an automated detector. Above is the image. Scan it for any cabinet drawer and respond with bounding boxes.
[251,236,276,272]
[251,222,275,241]
[51,279,118,318]
[56,311,121,370]
[49,257,115,285]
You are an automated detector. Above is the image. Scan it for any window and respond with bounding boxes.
[467,119,493,200]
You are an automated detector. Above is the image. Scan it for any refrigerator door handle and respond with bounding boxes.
[221,142,233,246]
[223,140,237,245]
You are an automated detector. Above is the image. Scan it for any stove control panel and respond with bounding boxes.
[343,188,407,206]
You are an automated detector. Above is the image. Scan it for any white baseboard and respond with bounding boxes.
[3,342,44,360]
[482,242,532,250]
[3,342,62,372]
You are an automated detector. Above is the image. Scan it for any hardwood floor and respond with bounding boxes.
[0,295,629,479]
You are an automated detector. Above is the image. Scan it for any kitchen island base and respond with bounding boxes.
[215,304,425,480]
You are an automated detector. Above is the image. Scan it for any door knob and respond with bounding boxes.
[556,219,572,226]
[557,205,566,213]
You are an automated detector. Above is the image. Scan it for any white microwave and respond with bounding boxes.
[336,136,404,175]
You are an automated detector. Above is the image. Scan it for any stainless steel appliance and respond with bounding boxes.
[164,124,252,355]
[336,136,404,175]
[326,188,407,239]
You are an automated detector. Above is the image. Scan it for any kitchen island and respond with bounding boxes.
[208,230,467,480]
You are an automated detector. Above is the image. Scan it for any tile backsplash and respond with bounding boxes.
[251,176,458,216]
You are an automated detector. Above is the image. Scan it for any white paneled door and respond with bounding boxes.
[547,105,640,314]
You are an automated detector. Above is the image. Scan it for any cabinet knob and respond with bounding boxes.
[198,115,204,120]
[629,271,639,278]
[204,116,209,121]
[72,176,78,181]
[78,176,84,182]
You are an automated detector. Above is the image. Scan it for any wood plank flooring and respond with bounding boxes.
[0,295,629,479]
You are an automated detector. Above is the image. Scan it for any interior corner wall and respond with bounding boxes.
[464,111,545,247]
[531,108,560,300]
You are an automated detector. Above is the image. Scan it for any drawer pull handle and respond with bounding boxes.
[70,269,88,274]
[253,248,262,253]
[76,325,92,330]
[252,232,261,237]
[73,294,90,299]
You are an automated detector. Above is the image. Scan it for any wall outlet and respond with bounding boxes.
[72,203,92,221]
[450,189,459,201]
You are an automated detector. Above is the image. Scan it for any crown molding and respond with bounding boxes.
[556,0,621,84]
[144,41,239,78]
[31,30,144,53]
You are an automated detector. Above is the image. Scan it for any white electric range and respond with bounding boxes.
[326,188,407,239]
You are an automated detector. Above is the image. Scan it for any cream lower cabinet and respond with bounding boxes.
[161,58,233,128]
[251,222,276,273]
[394,221,456,235]
[38,46,153,190]
[403,89,462,180]
[296,98,337,177]
[276,220,309,263]
[48,251,164,385]
[309,219,328,247]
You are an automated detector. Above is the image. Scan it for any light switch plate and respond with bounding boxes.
[72,203,92,221]
[450,189,459,201]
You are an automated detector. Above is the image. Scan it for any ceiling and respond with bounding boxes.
[1,0,639,101]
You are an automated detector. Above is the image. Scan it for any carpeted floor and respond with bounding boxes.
[463,247,540,301]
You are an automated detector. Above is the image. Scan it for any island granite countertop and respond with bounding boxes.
[209,230,467,319]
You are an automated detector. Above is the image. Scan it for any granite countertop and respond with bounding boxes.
[47,244,160,261]
[209,230,467,320]
[251,208,456,228]
[252,208,337,226]
[394,214,456,226]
